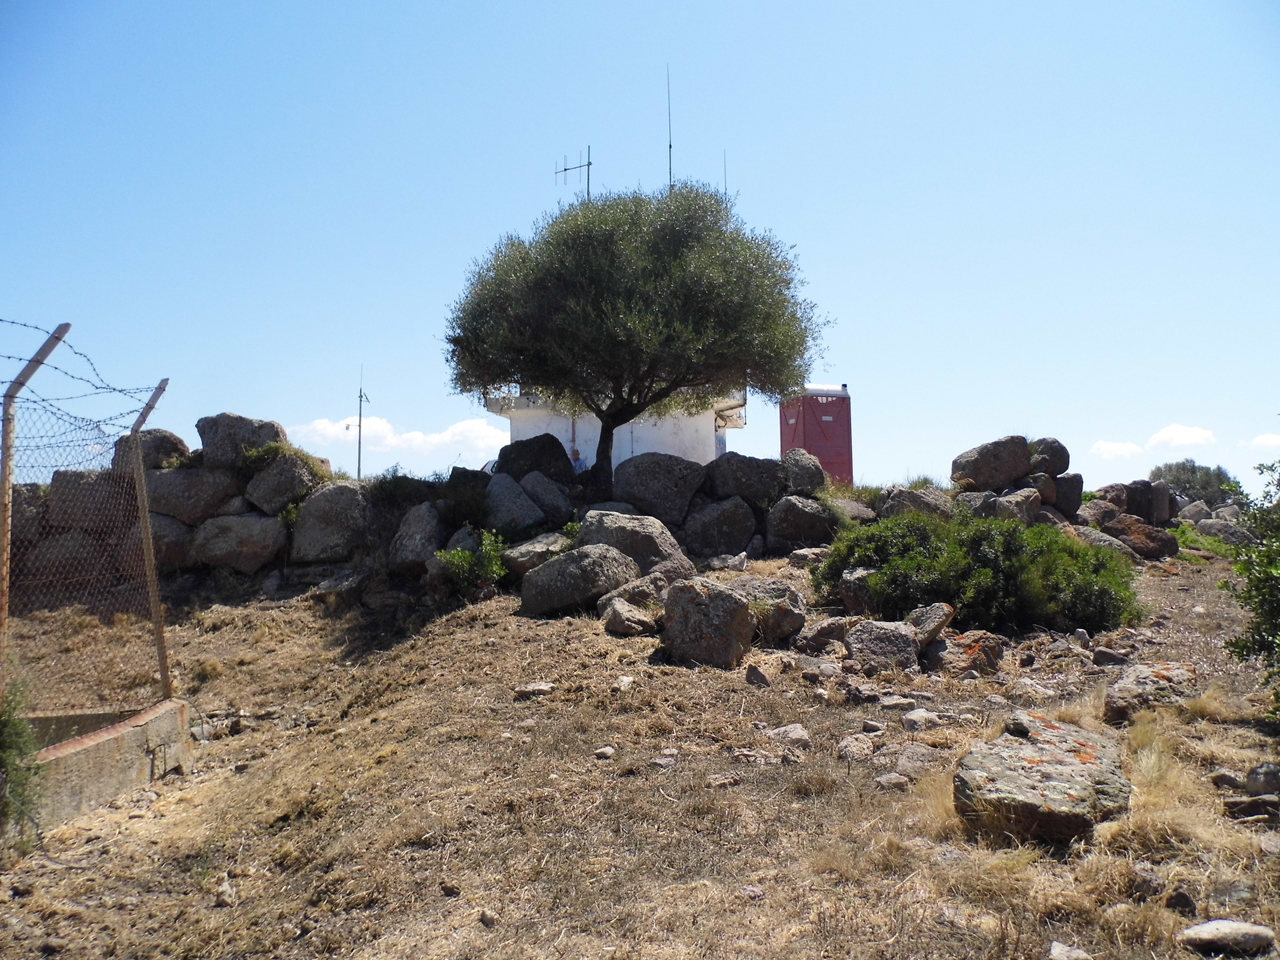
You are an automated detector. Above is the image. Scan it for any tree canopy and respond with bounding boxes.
[1148,458,1239,506]
[445,183,822,488]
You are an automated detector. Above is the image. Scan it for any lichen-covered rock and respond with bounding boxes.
[703,451,786,507]
[684,496,756,558]
[519,471,573,528]
[500,531,571,578]
[574,510,694,580]
[794,616,850,655]
[951,436,1032,492]
[494,433,575,486]
[996,487,1041,525]
[828,498,876,524]
[1196,519,1257,546]
[838,567,878,615]
[600,597,657,636]
[924,629,1004,675]
[117,513,195,569]
[111,429,189,471]
[1179,500,1213,523]
[291,481,371,563]
[841,620,920,669]
[486,472,546,540]
[195,413,288,469]
[954,711,1130,842]
[663,577,756,668]
[782,448,825,496]
[955,490,997,519]
[1075,498,1121,528]
[191,515,288,574]
[613,452,705,529]
[1101,514,1179,559]
[146,468,244,526]
[1096,483,1129,509]
[1104,662,1197,724]
[731,576,807,645]
[875,485,953,520]
[520,544,640,617]
[245,454,321,516]
[596,571,672,614]
[388,503,445,573]
[766,495,836,553]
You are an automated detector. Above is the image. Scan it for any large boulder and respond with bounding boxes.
[1028,438,1070,478]
[875,485,953,520]
[596,571,672,613]
[574,510,694,580]
[1101,514,1179,559]
[703,452,786,508]
[766,495,836,553]
[146,468,244,526]
[500,531,571,578]
[842,620,920,669]
[828,498,877,524]
[683,496,756,558]
[388,503,445,573]
[1075,497,1121,528]
[1104,662,1197,724]
[600,597,657,637]
[10,484,47,543]
[954,712,1130,842]
[291,481,371,562]
[1150,480,1172,525]
[1179,500,1213,523]
[1196,519,1257,546]
[1071,525,1142,562]
[486,473,546,540]
[955,490,997,519]
[494,433,575,486]
[46,470,135,533]
[838,567,878,615]
[195,413,288,469]
[1095,484,1129,509]
[1012,473,1057,506]
[662,578,756,668]
[613,453,705,528]
[1124,480,1154,524]
[782,448,825,497]
[996,487,1042,525]
[519,471,573,528]
[520,543,640,617]
[730,576,807,644]
[20,530,107,584]
[116,513,195,569]
[1054,473,1084,518]
[111,429,189,471]
[245,454,321,515]
[191,515,287,574]
[951,436,1032,492]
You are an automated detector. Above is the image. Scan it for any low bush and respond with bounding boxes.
[0,685,40,846]
[813,510,1139,634]
[241,441,333,480]
[1171,522,1232,558]
[1225,461,1280,706]
[436,529,507,596]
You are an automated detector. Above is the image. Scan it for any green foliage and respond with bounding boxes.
[1081,491,1098,504]
[159,449,203,469]
[241,442,333,480]
[1149,458,1239,507]
[446,183,823,476]
[561,522,581,541]
[813,511,1139,634]
[1171,521,1233,558]
[278,502,301,530]
[365,464,438,512]
[1225,461,1280,704]
[436,529,508,596]
[0,685,40,844]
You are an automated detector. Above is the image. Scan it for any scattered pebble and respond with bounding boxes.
[440,880,462,897]
[514,682,555,701]
[874,773,909,791]
[741,884,766,901]
[1176,919,1274,956]
[764,723,812,750]
[611,676,635,693]
[861,719,884,734]
[1048,941,1091,960]
[478,908,499,928]
[744,664,770,688]
[594,746,616,760]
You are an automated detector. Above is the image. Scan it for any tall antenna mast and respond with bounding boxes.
[723,150,728,199]
[666,66,673,193]
[347,366,371,480]
[555,146,593,201]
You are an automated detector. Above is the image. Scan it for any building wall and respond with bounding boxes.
[506,408,720,469]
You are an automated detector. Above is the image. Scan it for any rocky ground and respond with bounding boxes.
[2,553,1278,960]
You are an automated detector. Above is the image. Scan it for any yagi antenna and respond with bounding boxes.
[555,146,593,200]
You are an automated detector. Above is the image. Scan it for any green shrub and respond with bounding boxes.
[561,522,581,541]
[813,511,1139,634]
[436,529,508,596]
[1150,459,1239,507]
[365,464,438,511]
[1171,521,1232,558]
[1225,461,1280,706]
[0,685,40,845]
[159,449,203,469]
[241,442,333,480]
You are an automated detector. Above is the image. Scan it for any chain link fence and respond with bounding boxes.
[1,320,170,740]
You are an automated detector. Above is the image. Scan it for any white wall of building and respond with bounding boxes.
[503,406,720,469]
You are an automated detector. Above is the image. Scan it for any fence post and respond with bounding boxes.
[1,324,72,706]
[129,379,172,701]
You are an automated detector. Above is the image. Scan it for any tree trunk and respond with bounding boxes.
[588,419,617,499]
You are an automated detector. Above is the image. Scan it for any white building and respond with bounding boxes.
[485,391,746,470]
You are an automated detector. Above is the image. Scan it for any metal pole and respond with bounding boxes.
[357,369,364,481]
[667,66,673,194]
[128,379,172,701]
[1,323,71,705]
[587,145,591,201]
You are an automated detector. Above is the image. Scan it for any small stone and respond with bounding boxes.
[902,708,941,732]
[594,746,616,760]
[1048,942,1092,960]
[1209,770,1245,790]
[875,772,910,791]
[959,670,980,681]
[1092,647,1130,666]
[1176,919,1274,956]
[879,694,917,710]
[478,909,499,928]
[1164,887,1197,917]
[650,756,677,770]
[514,682,556,701]
[741,884,766,901]
[440,880,462,897]
[861,719,884,734]
[837,734,876,762]
[611,675,635,693]
[745,664,771,688]
[764,723,813,750]
[1246,763,1280,797]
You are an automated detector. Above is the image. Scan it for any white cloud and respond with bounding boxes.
[1145,423,1216,449]
[1249,433,1280,448]
[289,416,508,463]
[1090,440,1143,459]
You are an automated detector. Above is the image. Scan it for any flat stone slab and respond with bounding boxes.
[1177,920,1275,956]
[954,711,1130,842]
[1103,662,1197,724]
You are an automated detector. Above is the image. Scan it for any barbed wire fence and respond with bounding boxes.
[1,319,172,735]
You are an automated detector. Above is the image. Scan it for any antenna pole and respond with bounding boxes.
[554,148,593,201]
[667,66,673,193]
[357,366,368,481]
[723,150,727,199]
[587,145,591,200]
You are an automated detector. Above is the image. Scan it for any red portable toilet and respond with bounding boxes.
[780,384,853,485]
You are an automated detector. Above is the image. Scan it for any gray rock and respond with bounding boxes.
[1151,480,1172,525]
[703,451,786,507]
[576,501,638,521]
[1054,473,1084,518]
[875,773,910,791]
[1176,920,1274,956]
[684,496,757,558]
[111,429,189,471]
[996,487,1041,525]
[614,452,705,528]
[575,510,694,580]
[1014,472,1058,506]
[520,544,641,617]
[926,629,1004,675]
[731,576,807,645]
[955,490,997,519]
[445,525,481,553]
[9,483,46,543]
[388,503,445,573]
[838,567,878,615]
[842,620,920,668]
[951,436,1032,492]
[1125,480,1155,524]
[782,448,826,496]
[146,468,244,526]
[1048,941,1092,960]
[1072,525,1141,561]
[794,616,850,655]
[514,681,556,700]
[875,485,953,520]
[596,571,672,614]
[904,602,955,646]
[291,481,371,563]
[21,529,107,583]
[191,515,288,574]
[1101,514,1179,559]
[600,597,657,636]
[745,663,771,688]
[837,734,876,762]
[1245,763,1280,797]
[1213,504,1243,523]
[494,433,575,486]
[142,513,194,569]
[1075,498,1121,528]
[954,711,1130,842]
[827,498,877,524]
[519,471,573,528]
[1104,662,1197,724]
[764,723,812,750]
[195,413,288,469]
[1196,519,1257,546]
[245,454,321,516]
[896,742,944,779]
[486,473,546,540]
[1033,506,1070,527]
[705,552,749,571]
[1180,500,1213,523]
[788,547,829,567]
[1028,438,1070,477]
[662,577,756,668]
[500,531,571,578]
[46,470,134,532]
[213,495,254,517]
[1092,647,1130,666]
[766,495,836,553]
[902,708,940,732]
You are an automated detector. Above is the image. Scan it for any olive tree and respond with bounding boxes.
[445,183,822,490]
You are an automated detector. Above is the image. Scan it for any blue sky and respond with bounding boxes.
[3,2,1279,492]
